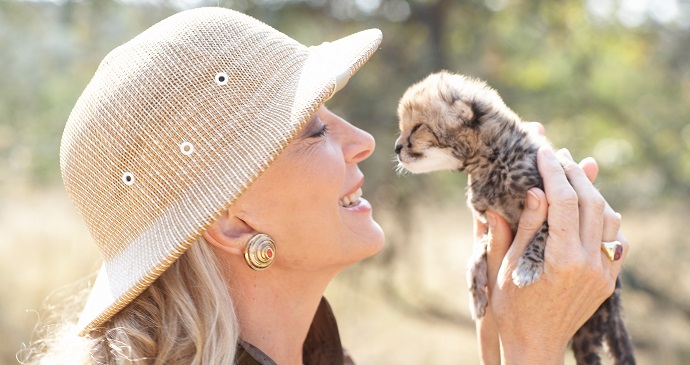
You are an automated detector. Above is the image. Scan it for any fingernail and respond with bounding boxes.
[557,148,573,161]
[541,146,556,161]
[486,212,497,229]
[526,189,540,210]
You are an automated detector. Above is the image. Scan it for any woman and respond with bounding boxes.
[25,7,627,365]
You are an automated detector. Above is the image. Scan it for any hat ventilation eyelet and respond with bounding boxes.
[122,172,135,185]
[180,142,194,155]
[215,72,228,86]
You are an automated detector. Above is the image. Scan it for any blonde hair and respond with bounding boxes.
[19,237,238,364]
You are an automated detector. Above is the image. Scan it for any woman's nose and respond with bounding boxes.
[345,126,375,164]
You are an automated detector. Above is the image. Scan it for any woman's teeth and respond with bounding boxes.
[339,188,363,207]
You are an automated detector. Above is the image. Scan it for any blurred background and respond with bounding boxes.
[2,0,690,363]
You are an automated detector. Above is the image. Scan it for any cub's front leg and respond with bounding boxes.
[512,221,549,287]
[467,234,489,320]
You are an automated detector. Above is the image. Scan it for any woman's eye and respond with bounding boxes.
[310,124,328,138]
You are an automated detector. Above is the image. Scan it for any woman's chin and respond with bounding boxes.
[348,221,385,262]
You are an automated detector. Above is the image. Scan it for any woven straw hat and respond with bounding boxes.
[60,7,381,336]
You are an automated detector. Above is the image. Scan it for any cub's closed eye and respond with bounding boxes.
[410,124,422,135]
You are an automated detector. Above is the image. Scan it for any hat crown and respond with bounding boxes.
[61,8,308,260]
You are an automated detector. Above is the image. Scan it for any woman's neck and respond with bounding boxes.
[230,266,334,365]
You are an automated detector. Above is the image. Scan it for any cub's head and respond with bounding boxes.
[394,71,509,174]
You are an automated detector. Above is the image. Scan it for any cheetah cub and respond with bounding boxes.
[395,71,635,365]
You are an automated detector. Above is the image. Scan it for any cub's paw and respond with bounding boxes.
[470,287,488,320]
[512,258,544,287]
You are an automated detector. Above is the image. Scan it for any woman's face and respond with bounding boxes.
[235,105,384,273]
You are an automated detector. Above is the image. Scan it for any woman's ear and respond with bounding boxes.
[203,211,256,257]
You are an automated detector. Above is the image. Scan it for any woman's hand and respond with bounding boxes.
[474,146,629,365]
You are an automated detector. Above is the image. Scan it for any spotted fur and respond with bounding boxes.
[395,71,635,365]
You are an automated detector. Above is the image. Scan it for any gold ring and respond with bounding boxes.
[601,241,623,261]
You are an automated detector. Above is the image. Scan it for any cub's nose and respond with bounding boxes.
[394,144,403,155]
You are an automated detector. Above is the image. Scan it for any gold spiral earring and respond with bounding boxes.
[244,234,276,271]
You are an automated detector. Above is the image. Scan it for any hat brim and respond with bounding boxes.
[77,28,381,336]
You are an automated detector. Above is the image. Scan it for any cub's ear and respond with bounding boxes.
[445,97,482,130]
[464,100,485,129]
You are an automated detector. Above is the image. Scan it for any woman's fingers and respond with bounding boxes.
[608,230,630,280]
[599,204,623,271]
[570,153,624,273]
[556,148,605,258]
[524,121,545,137]
[555,150,624,296]
[579,156,599,183]
[601,204,622,243]
[537,146,580,247]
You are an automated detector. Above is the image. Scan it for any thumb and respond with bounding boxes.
[505,188,548,261]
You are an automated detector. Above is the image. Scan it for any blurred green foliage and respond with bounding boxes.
[2,0,690,212]
[1,0,690,211]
